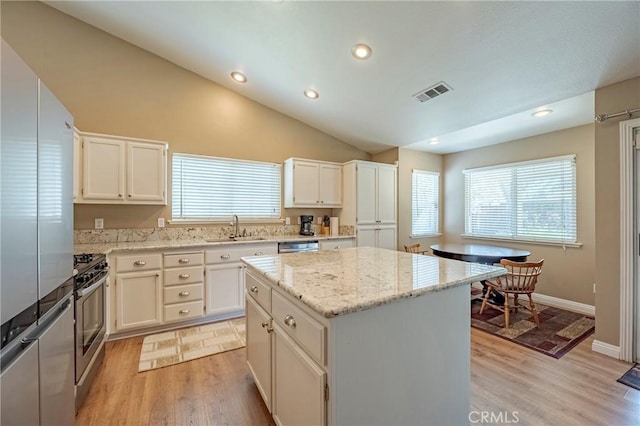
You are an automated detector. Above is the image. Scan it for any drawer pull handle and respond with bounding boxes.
[250,286,259,293]
[261,322,273,333]
[179,291,190,297]
[220,254,231,260]
[284,314,296,328]
[179,274,190,279]
[254,251,263,256]
[179,309,190,314]
[133,260,146,266]
[178,258,190,264]
[334,246,340,249]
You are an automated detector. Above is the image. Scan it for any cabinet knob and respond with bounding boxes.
[118,194,123,198]
[179,309,190,314]
[179,274,190,279]
[250,285,258,293]
[128,194,132,198]
[334,246,340,250]
[220,254,231,260]
[133,260,146,266]
[178,258,190,264]
[261,322,273,333]
[284,314,296,328]
[254,251,263,256]
[179,291,190,297]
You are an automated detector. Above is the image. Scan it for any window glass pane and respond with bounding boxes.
[464,156,576,243]
[172,154,281,220]
[412,170,439,236]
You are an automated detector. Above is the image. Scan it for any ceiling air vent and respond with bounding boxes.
[413,81,453,103]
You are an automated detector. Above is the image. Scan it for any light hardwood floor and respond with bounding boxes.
[76,329,640,426]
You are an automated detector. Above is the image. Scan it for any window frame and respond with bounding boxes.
[171,153,283,224]
[411,169,440,238]
[462,155,580,247]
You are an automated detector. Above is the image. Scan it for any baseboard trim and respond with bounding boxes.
[532,293,595,316]
[591,340,621,359]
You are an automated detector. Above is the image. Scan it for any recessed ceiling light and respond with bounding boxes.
[230,71,247,83]
[351,44,372,60]
[304,89,319,99]
[532,109,553,117]
[429,138,439,145]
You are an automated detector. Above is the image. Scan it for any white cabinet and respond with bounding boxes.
[245,271,327,425]
[340,160,397,249]
[73,128,81,202]
[115,270,162,331]
[284,158,342,208]
[76,131,167,205]
[163,252,204,323]
[246,295,272,411]
[319,238,354,250]
[205,243,277,320]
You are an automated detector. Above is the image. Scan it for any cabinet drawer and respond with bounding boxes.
[164,300,204,323]
[320,238,354,250]
[164,252,203,268]
[246,272,272,312]
[272,291,325,366]
[164,283,203,304]
[116,253,162,273]
[206,243,277,264]
[164,266,203,286]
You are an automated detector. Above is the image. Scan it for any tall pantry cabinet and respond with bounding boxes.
[339,160,397,250]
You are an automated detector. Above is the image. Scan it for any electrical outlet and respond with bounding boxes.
[285,217,291,225]
[317,217,322,225]
[297,217,301,225]
[157,218,165,228]
[593,283,596,293]
[94,218,104,230]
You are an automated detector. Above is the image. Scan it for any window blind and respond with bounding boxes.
[172,153,281,221]
[463,155,577,244]
[411,170,439,237]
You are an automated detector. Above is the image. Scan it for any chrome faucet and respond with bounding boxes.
[231,214,239,238]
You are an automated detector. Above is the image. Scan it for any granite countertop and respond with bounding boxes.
[74,234,355,255]
[242,246,506,318]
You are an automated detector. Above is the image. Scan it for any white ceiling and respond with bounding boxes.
[47,1,640,155]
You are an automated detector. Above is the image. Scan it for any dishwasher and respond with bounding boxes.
[278,240,319,253]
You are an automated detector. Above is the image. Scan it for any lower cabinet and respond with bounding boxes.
[246,295,272,411]
[115,270,162,331]
[206,264,245,316]
[356,225,396,250]
[273,323,326,426]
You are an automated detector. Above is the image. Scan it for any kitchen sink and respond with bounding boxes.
[205,236,268,243]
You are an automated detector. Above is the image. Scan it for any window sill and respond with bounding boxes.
[169,218,285,225]
[461,234,582,248]
[410,233,442,239]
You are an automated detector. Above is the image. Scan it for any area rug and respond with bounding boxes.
[138,318,245,372]
[471,299,595,359]
[618,364,640,391]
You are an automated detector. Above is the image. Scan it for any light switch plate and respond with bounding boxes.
[157,218,165,228]
[94,218,104,230]
[285,217,291,225]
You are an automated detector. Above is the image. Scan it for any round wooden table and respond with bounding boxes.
[430,243,530,265]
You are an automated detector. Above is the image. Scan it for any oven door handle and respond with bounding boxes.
[77,275,108,298]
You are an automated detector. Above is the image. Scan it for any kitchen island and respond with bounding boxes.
[242,247,506,426]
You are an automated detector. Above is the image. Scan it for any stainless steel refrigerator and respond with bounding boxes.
[1,39,75,426]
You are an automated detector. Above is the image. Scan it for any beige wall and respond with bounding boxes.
[443,124,596,305]
[594,77,640,346]
[1,2,370,229]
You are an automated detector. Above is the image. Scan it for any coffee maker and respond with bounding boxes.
[299,215,314,236]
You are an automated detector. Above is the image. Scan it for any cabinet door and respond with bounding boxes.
[273,323,326,426]
[356,163,377,224]
[377,226,397,251]
[206,264,244,316]
[83,136,125,201]
[292,160,320,206]
[116,270,162,330]
[246,295,272,412]
[356,226,377,248]
[377,165,397,224]
[127,141,166,203]
[319,163,342,206]
[73,130,81,202]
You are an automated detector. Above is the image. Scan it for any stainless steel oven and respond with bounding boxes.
[73,253,109,410]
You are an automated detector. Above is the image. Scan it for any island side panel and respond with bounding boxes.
[328,284,470,426]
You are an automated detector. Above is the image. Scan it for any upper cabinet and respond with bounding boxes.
[74,131,168,205]
[339,160,397,225]
[283,158,342,208]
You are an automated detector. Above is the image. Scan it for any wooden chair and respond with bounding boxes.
[479,259,544,329]
[404,244,428,255]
